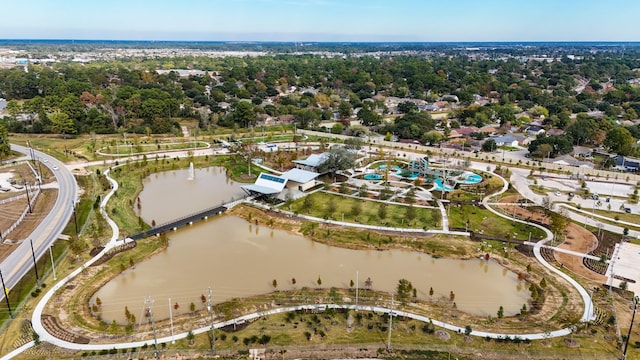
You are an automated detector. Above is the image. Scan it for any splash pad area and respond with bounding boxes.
[457,172,482,185]
[363,173,383,181]
[362,158,483,193]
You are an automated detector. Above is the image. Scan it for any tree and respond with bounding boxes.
[50,111,77,138]
[0,123,10,160]
[533,143,554,159]
[604,127,635,156]
[482,138,496,152]
[317,276,322,287]
[406,205,417,223]
[331,123,344,134]
[351,201,362,220]
[548,212,569,239]
[232,101,255,126]
[378,203,387,220]
[497,305,504,319]
[272,279,278,289]
[398,101,419,114]
[396,279,414,304]
[317,147,357,175]
[338,101,353,118]
[429,287,434,297]
[303,195,314,210]
[464,325,472,336]
[357,106,382,126]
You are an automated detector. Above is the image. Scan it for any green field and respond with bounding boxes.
[289,192,441,229]
[448,204,546,241]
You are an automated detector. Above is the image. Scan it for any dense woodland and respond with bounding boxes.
[2,45,640,158]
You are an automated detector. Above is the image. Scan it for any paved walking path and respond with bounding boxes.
[1,148,602,359]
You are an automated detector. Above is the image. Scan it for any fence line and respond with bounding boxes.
[3,188,41,240]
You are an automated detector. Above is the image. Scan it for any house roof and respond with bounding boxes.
[280,168,319,184]
[493,135,516,144]
[241,172,288,195]
[293,153,328,168]
[455,127,479,136]
[479,126,497,134]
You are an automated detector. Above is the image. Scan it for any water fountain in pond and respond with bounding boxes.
[188,162,195,180]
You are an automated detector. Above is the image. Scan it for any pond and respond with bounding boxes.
[92,167,530,324]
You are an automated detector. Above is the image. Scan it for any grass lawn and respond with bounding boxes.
[592,208,640,224]
[10,134,89,162]
[289,192,441,229]
[448,205,546,241]
[97,141,209,155]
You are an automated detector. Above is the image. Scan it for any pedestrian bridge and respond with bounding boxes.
[127,197,247,241]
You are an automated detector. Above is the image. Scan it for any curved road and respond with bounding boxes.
[0,145,78,302]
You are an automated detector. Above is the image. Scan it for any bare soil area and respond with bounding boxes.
[498,195,604,283]
[0,189,58,261]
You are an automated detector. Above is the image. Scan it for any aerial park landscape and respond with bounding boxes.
[1,1,640,358]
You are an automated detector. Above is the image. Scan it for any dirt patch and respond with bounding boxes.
[554,223,606,283]
[435,330,450,341]
[0,188,59,262]
[564,338,580,347]
[498,195,605,283]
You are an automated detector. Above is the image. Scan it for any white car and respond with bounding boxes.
[42,158,48,163]
[52,165,59,171]
[554,191,561,196]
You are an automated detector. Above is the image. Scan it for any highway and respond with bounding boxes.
[0,144,78,302]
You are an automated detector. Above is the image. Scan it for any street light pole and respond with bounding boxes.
[72,201,79,237]
[29,239,40,284]
[622,296,638,360]
[49,246,57,281]
[0,268,12,318]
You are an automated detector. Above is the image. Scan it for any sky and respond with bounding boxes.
[0,0,639,42]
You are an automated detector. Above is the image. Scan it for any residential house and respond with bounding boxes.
[479,126,498,136]
[492,135,519,147]
[546,128,565,136]
[613,155,640,172]
[525,124,545,136]
[511,134,531,146]
[454,127,479,138]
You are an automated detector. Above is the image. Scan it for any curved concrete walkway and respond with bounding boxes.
[477,165,594,323]
[1,157,597,359]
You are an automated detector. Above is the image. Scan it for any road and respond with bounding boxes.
[0,145,78,303]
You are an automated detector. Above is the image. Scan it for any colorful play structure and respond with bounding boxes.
[363,157,483,192]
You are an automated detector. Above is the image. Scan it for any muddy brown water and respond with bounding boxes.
[92,167,529,323]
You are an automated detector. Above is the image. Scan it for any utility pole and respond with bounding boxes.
[168,298,175,344]
[71,201,79,237]
[355,270,359,311]
[207,287,216,352]
[49,246,57,281]
[29,239,39,284]
[387,295,394,351]
[0,269,12,318]
[24,182,32,213]
[144,297,159,358]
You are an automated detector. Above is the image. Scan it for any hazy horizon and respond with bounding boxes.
[1,0,639,42]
